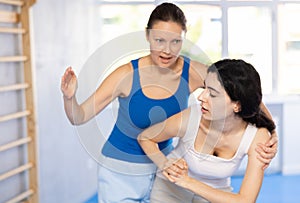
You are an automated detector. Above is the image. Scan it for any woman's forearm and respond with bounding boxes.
[138,139,168,170]
[63,96,85,125]
[178,177,251,203]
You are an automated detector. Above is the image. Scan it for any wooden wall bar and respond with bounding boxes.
[0,0,39,202]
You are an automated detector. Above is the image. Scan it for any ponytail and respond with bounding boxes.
[243,109,275,133]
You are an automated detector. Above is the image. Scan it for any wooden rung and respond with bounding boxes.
[0,0,24,6]
[0,110,30,123]
[0,56,27,62]
[0,83,29,92]
[5,189,34,203]
[0,163,33,182]
[0,11,19,23]
[0,27,26,34]
[0,137,32,152]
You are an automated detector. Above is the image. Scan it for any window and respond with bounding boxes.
[228,6,272,93]
[182,5,221,64]
[95,3,221,65]
[94,0,300,95]
[98,4,153,42]
[278,3,300,94]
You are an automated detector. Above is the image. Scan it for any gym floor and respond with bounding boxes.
[85,173,300,203]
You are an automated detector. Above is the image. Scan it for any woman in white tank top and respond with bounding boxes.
[138,59,276,203]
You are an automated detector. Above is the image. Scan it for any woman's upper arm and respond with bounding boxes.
[238,128,271,202]
[81,63,133,122]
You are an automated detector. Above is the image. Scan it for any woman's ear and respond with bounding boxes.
[233,102,241,113]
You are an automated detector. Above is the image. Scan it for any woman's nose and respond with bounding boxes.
[163,42,171,54]
[198,88,208,102]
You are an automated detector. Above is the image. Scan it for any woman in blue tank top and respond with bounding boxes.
[61,2,278,203]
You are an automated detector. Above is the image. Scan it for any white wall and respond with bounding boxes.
[261,96,300,176]
[281,97,300,175]
[31,0,101,202]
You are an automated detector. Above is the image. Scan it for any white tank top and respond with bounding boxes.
[157,104,258,189]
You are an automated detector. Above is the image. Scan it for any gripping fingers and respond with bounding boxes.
[256,143,277,159]
[165,164,184,177]
[256,154,271,164]
[168,166,179,176]
[162,170,176,182]
[174,159,188,170]
[256,155,271,170]
[266,132,279,147]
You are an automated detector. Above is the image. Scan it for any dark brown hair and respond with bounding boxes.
[146,3,187,32]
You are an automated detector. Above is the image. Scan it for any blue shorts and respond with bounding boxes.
[97,165,155,203]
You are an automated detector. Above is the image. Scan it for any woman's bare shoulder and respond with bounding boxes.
[248,127,271,154]
[255,127,271,142]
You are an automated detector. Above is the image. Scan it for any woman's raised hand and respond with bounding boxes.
[61,67,78,100]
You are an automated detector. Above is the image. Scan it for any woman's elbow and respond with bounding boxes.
[67,115,85,125]
[233,193,257,203]
[137,134,146,145]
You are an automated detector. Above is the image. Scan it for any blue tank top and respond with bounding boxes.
[102,57,190,163]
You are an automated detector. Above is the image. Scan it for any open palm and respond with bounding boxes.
[61,67,78,99]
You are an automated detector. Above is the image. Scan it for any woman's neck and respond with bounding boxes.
[209,114,247,136]
[198,115,248,156]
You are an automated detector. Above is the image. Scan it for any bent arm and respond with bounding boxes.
[138,108,190,169]
[62,64,132,125]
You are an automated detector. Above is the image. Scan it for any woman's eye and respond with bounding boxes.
[155,39,163,43]
[209,91,216,98]
[173,39,182,44]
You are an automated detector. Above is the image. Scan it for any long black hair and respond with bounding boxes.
[208,59,275,133]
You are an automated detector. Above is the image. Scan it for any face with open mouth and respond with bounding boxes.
[198,72,238,121]
[147,21,185,69]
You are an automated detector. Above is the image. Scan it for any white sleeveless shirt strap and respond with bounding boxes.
[235,124,258,159]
